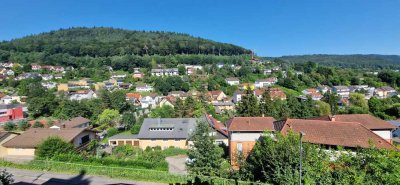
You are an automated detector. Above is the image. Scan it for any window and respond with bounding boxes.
[237,143,243,154]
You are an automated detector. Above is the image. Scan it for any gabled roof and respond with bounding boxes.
[309,114,397,130]
[2,128,91,148]
[227,117,276,132]
[204,114,228,137]
[57,116,90,128]
[126,92,142,99]
[279,119,396,150]
[137,118,197,139]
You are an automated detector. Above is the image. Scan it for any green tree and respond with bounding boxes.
[178,65,186,75]
[322,91,340,115]
[259,91,275,117]
[349,93,369,113]
[121,112,136,130]
[96,109,120,129]
[316,101,331,116]
[244,132,332,184]
[187,121,224,177]
[35,137,75,159]
[236,88,260,116]
[150,105,175,118]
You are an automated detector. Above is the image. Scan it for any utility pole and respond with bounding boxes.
[299,131,305,185]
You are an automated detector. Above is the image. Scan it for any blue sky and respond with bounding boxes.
[0,0,399,56]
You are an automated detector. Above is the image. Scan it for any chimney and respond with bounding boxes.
[331,115,336,122]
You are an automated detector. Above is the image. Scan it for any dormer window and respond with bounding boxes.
[149,127,174,131]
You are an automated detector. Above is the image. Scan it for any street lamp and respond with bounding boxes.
[299,131,305,185]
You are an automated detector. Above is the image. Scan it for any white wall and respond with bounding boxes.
[72,131,95,147]
[230,132,263,142]
[373,130,392,141]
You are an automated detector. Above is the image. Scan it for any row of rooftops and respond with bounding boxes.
[227,114,397,150]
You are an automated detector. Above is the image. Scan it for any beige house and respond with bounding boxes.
[109,116,229,150]
[2,128,96,157]
[0,132,19,157]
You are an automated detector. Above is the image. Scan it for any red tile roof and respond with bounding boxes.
[126,93,142,99]
[205,114,228,137]
[310,114,397,130]
[227,117,276,132]
[280,119,396,150]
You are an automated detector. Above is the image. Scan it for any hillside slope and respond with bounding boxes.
[274,54,400,69]
[0,27,251,57]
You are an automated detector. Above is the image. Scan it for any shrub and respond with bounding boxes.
[35,137,75,159]
[107,127,118,137]
[18,120,30,131]
[113,145,142,157]
[0,169,14,185]
[32,121,44,128]
[3,122,16,131]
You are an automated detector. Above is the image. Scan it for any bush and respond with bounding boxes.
[0,169,14,185]
[107,127,118,137]
[35,137,75,159]
[18,120,30,131]
[3,122,16,131]
[113,145,142,157]
[32,121,44,128]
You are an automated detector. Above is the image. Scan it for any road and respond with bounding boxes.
[2,168,166,185]
[165,155,187,175]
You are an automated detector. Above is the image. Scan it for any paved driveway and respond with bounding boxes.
[3,168,166,185]
[165,155,187,175]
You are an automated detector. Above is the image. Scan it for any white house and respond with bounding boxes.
[333,86,350,98]
[40,74,54,81]
[136,84,153,92]
[225,77,240,86]
[69,90,97,101]
[151,69,179,76]
[111,73,127,79]
[255,77,277,88]
[41,82,57,89]
[184,65,203,75]
[140,94,160,109]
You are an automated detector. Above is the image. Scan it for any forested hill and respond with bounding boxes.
[0,27,251,58]
[273,54,400,69]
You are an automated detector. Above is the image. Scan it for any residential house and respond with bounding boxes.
[318,85,331,94]
[40,74,54,81]
[225,77,240,86]
[263,69,272,75]
[159,96,176,108]
[136,118,197,149]
[301,88,323,101]
[15,73,40,81]
[118,83,132,90]
[203,114,229,145]
[1,95,26,104]
[132,71,144,79]
[185,65,203,75]
[31,64,42,70]
[55,66,65,72]
[51,117,91,129]
[135,84,153,92]
[41,82,57,89]
[69,90,97,101]
[267,88,287,100]
[126,93,142,106]
[375,86,397,99]
[207,90,227,102]
[309,114,397,143]
[57,79,93,92]
[239,83,255,90]
[0,104,24,123]
[2,128,96,157]
[254,78,277,88]
[108,134,140,147]
[140,94,160,109]
[333,86,350,98]
[0,132,19,157]
[276,119,395,150]
[54,74,63,79]
[151,68,179,76]
[111,73,127,79]
[1,62,14,68]
[168,91,188,99]
[233,91,245,103]
[349,85,369,92]
[213,101,235,114]
[227,117,276,167]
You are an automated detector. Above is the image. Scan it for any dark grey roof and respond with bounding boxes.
[0,104,24,109]
[137,118,197,139]
[109,134,139,140]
